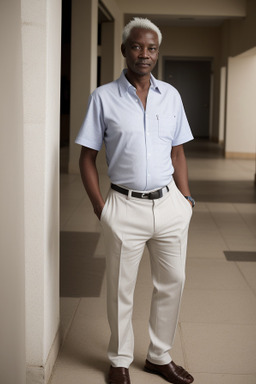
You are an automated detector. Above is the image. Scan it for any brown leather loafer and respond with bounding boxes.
[144,359,194,384]
[108,366,131,384]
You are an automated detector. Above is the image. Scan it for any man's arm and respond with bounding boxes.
[79,146,105,220]
[171,144,192,204]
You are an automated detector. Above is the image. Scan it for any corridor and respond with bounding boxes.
[51,140,256,384]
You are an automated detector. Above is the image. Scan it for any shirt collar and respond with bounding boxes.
[118,69,161,96]
[150,73,162,94]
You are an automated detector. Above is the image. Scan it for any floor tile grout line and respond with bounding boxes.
[205,202,235,253]
[178,322,190,370]
[60,173,81,192]
[48,297,83,384]
[60,196,88,230]
[206,202,256,241]
[179,320,256,326]
[184,287,251,291]
[203,203,247,255]
[233,203,256,238]
[235,262,256,298]
[59,297,82,350]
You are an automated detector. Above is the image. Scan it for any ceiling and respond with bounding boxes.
[124,13,244,28]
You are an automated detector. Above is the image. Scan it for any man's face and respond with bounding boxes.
[121,28,159,76]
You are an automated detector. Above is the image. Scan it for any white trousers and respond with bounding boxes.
[100,180,192,368]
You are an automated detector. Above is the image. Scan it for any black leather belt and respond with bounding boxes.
[111,183,169,200]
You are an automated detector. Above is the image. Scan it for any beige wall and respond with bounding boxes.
[69,0,98,173]
[222,0,256,60]
[218,66,227,143]
[69,0,124,174]
[225,48,256,157]
[101,22,115,85]
[1,0,62,382]
[102,0,124,78]
[159,26,221,63]
[21,0,62,382]
[0,1,26,383]
[158,26,221,139]
[220,0,256,157]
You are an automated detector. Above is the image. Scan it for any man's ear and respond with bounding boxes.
[121,43,126,57]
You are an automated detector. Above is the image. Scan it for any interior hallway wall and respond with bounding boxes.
[0,1,26,383]
[101,22,115,85]
[225,48,256,158]
[21,0,62,382]
[218,66,226,143]
[220,0,256,160]
[68,0,123,174]
[99,0,124,78]
[158,26,221,140]
[226,0,256,58]
[69,0,98,174]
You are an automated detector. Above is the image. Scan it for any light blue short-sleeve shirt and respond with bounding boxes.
[75,70,193,191]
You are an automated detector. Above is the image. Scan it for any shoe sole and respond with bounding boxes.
[144,366,170,380]
[144,366,194,384]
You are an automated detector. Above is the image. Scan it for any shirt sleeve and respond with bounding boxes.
[172,93,193,146]
[75,92,105,151]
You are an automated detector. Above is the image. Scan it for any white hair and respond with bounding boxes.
[122,17,162,46]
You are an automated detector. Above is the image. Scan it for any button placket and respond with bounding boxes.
[144,111,152,187]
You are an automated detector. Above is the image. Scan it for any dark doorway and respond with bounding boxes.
[60,0,71,150]
[163,59,211,138]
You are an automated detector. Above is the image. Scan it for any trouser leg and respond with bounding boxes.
[146,182,192,365]
[101,190,153,368]
[106,238,145,368]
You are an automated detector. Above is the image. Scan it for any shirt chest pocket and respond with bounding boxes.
[155,114,176,141]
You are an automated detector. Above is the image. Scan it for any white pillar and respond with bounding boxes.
[69,0,98,173]
[225,49,256,158]
[219,66,226,144]
[0,1,25,383]
[21,0,62,382]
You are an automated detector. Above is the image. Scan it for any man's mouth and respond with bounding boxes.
[136,62,151,67]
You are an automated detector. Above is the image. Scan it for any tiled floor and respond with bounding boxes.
[50,140,256,384]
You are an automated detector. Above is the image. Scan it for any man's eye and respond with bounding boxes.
[132,45,141,50]
[149,47,157,51]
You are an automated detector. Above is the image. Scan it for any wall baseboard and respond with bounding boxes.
[225,151,255,159]
[26,326,61,384]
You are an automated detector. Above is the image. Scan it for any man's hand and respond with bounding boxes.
[94,203,105,220]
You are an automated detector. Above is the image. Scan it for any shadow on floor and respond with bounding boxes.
[190,180,256,203]
[60,231,105,297]
[184,138,225,158]
[224,251,256,262]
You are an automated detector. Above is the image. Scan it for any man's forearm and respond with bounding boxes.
[171,145,191,197]
[79,147,105,219]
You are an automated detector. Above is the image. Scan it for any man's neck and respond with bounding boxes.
[125,70,151,110]
[125,70,151,92]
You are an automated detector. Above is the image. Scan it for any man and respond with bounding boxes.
[76,17,195,384]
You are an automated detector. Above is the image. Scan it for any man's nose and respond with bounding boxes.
[139,47,149,58]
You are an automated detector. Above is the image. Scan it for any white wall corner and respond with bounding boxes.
[26,326,61,384]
